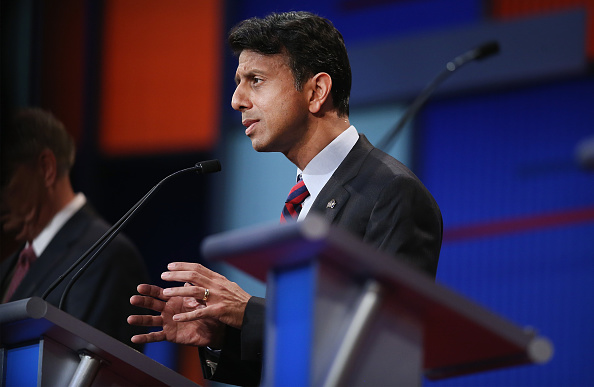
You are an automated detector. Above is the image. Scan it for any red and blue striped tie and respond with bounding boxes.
[280,176,310,223]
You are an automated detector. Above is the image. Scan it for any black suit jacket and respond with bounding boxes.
[0,203,150,349]
[203,135,443,385]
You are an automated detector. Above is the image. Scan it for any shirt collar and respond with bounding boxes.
[298,125,359,219]
[32,193,87,256]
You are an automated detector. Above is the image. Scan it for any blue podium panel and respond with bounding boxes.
[4,343,39,387]
[269,263,316,386]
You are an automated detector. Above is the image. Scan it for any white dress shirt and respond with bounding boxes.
[31,193,87,256]
[298,125,359,220]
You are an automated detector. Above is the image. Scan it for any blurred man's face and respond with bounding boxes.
[0,162,48,242]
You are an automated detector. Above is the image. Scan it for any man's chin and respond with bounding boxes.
[1,221,28,242]
[250,140,271,153]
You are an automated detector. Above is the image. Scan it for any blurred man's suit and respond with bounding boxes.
[1,203,150,349]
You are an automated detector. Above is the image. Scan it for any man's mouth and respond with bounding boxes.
[242,119,259,136]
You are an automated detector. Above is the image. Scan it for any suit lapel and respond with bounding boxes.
[309,134,374,223]
[13,205,93,298]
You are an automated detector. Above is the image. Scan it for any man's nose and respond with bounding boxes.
[231,84,251,112]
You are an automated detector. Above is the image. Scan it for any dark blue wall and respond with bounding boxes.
[420,76,594,385]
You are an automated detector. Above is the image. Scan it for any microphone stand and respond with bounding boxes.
[377,41,500,151]
[39,160,221,310]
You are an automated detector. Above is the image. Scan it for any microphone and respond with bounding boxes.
[377,41,500,151]
[576,136,594,171]
[446,41,500,71]
[39,159,222,310]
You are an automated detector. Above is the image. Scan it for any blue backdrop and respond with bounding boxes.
[420,76,594,385]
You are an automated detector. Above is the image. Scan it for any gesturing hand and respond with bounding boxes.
[160,262,252,329]
[128,284,226,348]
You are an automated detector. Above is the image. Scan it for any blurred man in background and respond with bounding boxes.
[1,107,150,349]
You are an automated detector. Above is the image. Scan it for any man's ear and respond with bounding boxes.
[38,148,58,187]
[308,72,332,114]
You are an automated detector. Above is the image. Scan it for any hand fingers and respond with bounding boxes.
[161,269,210,286]
[136,284,167,299]
[167,262,211,273]
[127,314,164,327]
[172,306,210,322]
[131,330,166,344]
[163,285,209,300]
[130,294,166,313]
[163,262,228,284]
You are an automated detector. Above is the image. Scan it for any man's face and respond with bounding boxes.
[0,162,47,242]
[232,50,311,156]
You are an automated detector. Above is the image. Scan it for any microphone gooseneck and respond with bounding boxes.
[40,160,222,310]
[377,41,500,151]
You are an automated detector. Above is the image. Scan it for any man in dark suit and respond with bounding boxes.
[0,108,149,349]
[128,11,442,385]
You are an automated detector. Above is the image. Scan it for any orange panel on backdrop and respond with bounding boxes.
[101,0,222,155]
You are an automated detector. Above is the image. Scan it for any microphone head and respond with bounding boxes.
[474,41,500,60]
[447,40,500,71]
[197,159,222,174]
[576,136,594,171]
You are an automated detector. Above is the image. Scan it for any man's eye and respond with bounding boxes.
[253,77,263,84]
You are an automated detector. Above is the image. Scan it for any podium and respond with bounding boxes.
[0,297,199,386]
[202,214,553,386]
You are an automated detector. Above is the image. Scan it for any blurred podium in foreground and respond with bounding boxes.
[202,214,553,386]
[0,297,199,386]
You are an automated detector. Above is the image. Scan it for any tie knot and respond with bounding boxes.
[285,179,309,205]
[18,246,37,266]
[281,178,310,223]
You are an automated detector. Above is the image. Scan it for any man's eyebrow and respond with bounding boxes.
[235,69,266,84]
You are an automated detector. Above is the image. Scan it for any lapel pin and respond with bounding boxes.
[327,199,336,209]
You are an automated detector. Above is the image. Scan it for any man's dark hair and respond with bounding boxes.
[228,11,351,117]
[1,108,75,187]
